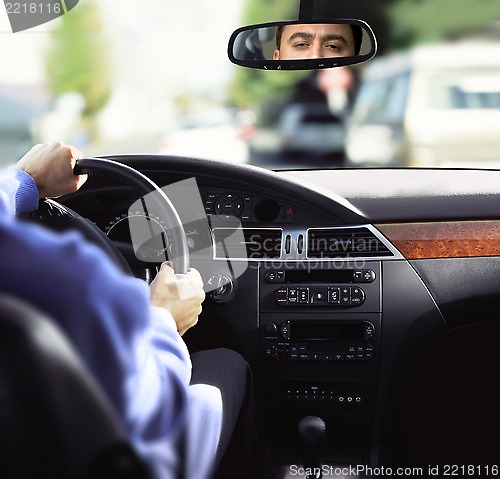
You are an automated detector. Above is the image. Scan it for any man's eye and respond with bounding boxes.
[292,42,309,49]
[325,43,340,50]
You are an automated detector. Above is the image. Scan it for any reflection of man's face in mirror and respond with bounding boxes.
[273,23,356,60]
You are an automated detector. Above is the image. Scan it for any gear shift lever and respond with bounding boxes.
[298,416,326,479]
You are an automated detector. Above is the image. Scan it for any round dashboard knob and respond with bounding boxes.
[265,322,278,337]
[207,274,234,302]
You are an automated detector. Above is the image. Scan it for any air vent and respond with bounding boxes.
[213,228,282,259]
[307,227,393,258]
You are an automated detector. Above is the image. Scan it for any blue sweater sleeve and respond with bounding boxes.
[0,168,38,216]
[0,219,192,465]
[0,168,192,473]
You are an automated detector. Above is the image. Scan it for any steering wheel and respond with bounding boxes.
[34,158,190,275]
[75,158,189,274]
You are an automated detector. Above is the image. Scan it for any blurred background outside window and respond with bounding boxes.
[0,0,499,170]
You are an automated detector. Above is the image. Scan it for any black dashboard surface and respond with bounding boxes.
[280,167,500,221]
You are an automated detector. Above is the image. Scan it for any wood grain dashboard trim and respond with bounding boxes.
[375,221,500,259]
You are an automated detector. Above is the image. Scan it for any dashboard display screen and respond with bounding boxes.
[285,269,353,284]
[290,322,364,341]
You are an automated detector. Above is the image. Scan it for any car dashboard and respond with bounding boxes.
[59,155,500,470]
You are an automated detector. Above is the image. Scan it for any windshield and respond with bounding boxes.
[1,0,499,170]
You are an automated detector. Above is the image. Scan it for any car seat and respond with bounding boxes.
[0,293,150,479]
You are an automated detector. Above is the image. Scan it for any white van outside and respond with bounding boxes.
[345,40,500,168]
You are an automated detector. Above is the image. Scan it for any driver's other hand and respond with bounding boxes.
[150,262,205,336]
[16,141,87,198]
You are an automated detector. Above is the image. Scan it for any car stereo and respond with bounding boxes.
[259,263,381,451]
[264,320,376,362]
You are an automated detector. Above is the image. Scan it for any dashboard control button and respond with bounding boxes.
[354,269,376,283]
[210,193,245,218]
[287,288,298,304]
[223,200,235,213]
[364,322,375,340]
[205,193,218,212]
[241,209,252,221]
[274,284,367,307]
[311,290,328,304]
[365,344,375,359]
[363,269,376,283]
[234,198,244,214]
[329,287,340,304]
[298,287,309,304]
[274,288,288,305]
[353,269,364,282]
[285,205,295,223]
[351,287,365,305]
[265,322,278,337]
[340,287,351,305]
[280,321,290,340]
[265,271,277,283]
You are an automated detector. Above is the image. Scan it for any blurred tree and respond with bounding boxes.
[45,1,111,119]
[313,0,397,55]
[388,0,500,49]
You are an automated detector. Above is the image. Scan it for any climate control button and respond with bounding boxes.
[274,285,365,307]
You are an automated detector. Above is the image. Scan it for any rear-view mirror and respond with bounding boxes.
[228,19,376,70]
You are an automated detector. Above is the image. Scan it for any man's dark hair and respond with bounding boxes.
[275,24,286,50]
[351,24,363,55]
[275,23,363,55]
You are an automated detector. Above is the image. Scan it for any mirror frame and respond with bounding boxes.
[228,18,377,70]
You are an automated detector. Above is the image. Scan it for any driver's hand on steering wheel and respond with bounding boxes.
[16,141,87,198]
[150,262,205,336]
